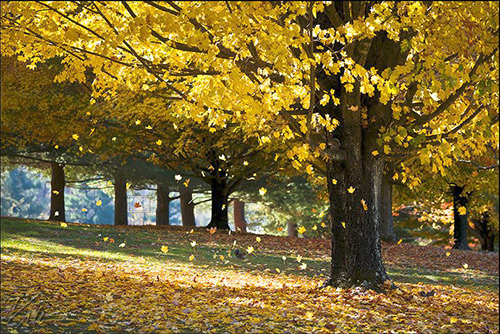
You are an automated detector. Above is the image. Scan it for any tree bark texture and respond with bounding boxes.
[114,174,128,226]
[49,162,66,222]
[156,183,170,226]
[451,185,471,250]
[180,185,196,227]
[233,199,247,233]
[380,177,396,243]
[471,211,496,251]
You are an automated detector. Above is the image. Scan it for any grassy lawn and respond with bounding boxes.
[1,217,498,333]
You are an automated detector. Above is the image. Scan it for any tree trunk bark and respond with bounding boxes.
[380,177,396,243]
[180,185,196,227]
[114,174,128,226]
[206,172,230,230]
[451,185,470,250]
[287,219,298,237]
[233,199,247,233]
[477,212,496,251]
[49,162,66,222]
[156,183,170,226]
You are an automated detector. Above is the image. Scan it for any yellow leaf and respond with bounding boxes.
[458,207,467,215]
[96,200,102,206]
[161,246,169,253]
[341,221,346,228]
[297,226,306,234]
[300,263,307,270]
[348,105,359,112]
[105,292,113,302]
[463,263,468,269]
[446,252,451,257]
[209,127,216,133]
[372,150,379,156]
[103,237,109,242]
[256,236,261,243]
[54,145,59,149]
[296,255,302,262]
[156,139,162,146]
[321,222,326,228]
[332,179,337,185]
[189,254,195,261]
[60,222,67,228]
[276,268,281,273]
[312,225,317,230]
[361,199,368,211]
[190,240,197,247]
[397,239,403,245]
[347,186,355,193]
[119,242,126,248]
[135,120,141,125]
[79,146,83,152]
[219,255,225,261]
[450,317,458,324]
[189,229,194,234]
[81,208,88,212]
[72,134,79,140]
[247,246,254,254]
[183,179,191,187]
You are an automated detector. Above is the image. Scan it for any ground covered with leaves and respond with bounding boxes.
[1,217,498,333]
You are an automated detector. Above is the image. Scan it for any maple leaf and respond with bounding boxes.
[209,227,217,235]
[256,236,261,243]
[190,240,197,248]
[134,202,142,208]
[103,237,109,242]
[95,200,102,206]
[347,186,355,194]
[297,226,306,234]
[183,179,190,187]
[156,139,162,145]
[72,134,79,140]
[161,246,169,253]
[259,187,267,196]
[246,246,254,254]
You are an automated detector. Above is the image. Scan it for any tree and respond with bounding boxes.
[3,1,497,289]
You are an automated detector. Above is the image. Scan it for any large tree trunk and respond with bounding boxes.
[233,199,247,233]
[114,174,128,226]
[471,211,496,251]
[323,83,390,291]
[156,183,170,226]
[380,177,396,243]
[49,162,66,222]
[287,219,298,237]
[451,185,470,250]
[206,170,230,230]
[180,185,196,227]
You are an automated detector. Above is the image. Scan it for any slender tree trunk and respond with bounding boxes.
[206,173,230,230]
[180,185,196,227]
[49,162,66,222]
[114,174,128,226]
[233,199,247,233]
[473,212,496,251]
[156,183,170,226]
[287,219,298,237]
[380,177,396,243]
[451,185,470,250]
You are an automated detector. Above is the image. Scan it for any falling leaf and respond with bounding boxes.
[209,227,217,235]
[312,225,317,230]
[296,255,302,263]
[103,237,109,242]
[189,229,194,234]
[81,208,88,212]
[54,211,60,217]
[72,134,79,140]
[361,199,368,211]
[458,207,467,215]
[112,137,117,141]
[190,240,197,248]
[60,222,67,228]
[297,226,306,234]
[347,186,355,193]
[79,146,84,152]
[463,263,468,269]
[243,161,249,166]
[282,256,287,261]
[175,175,182,181]
[246,246,254,254]
[209,127,216,133]
[156,139,162,145]
[54,145,59,149]
[119,243,126,248]
[321,222,326,228]
[109,238,114,243]
[348,105,359,111]
[397,239,403,245]
[189,254,195,261]
[256,236,261,243]
[259,187,267,196]
[299,263,307,270]
[161,246,169,253]
[134,202,142,208]
[332,179,337,185]
[275,268,281,273]
[96,200,102,206]
[277,227,284,231]
[146,125,153,130]
[372,150,379,156]
[341,222,346,228]
[446,252,451,257]
[135,120,141,125]
[219,255,225,261]
[183,179,190,187]
[450,317,458,324]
